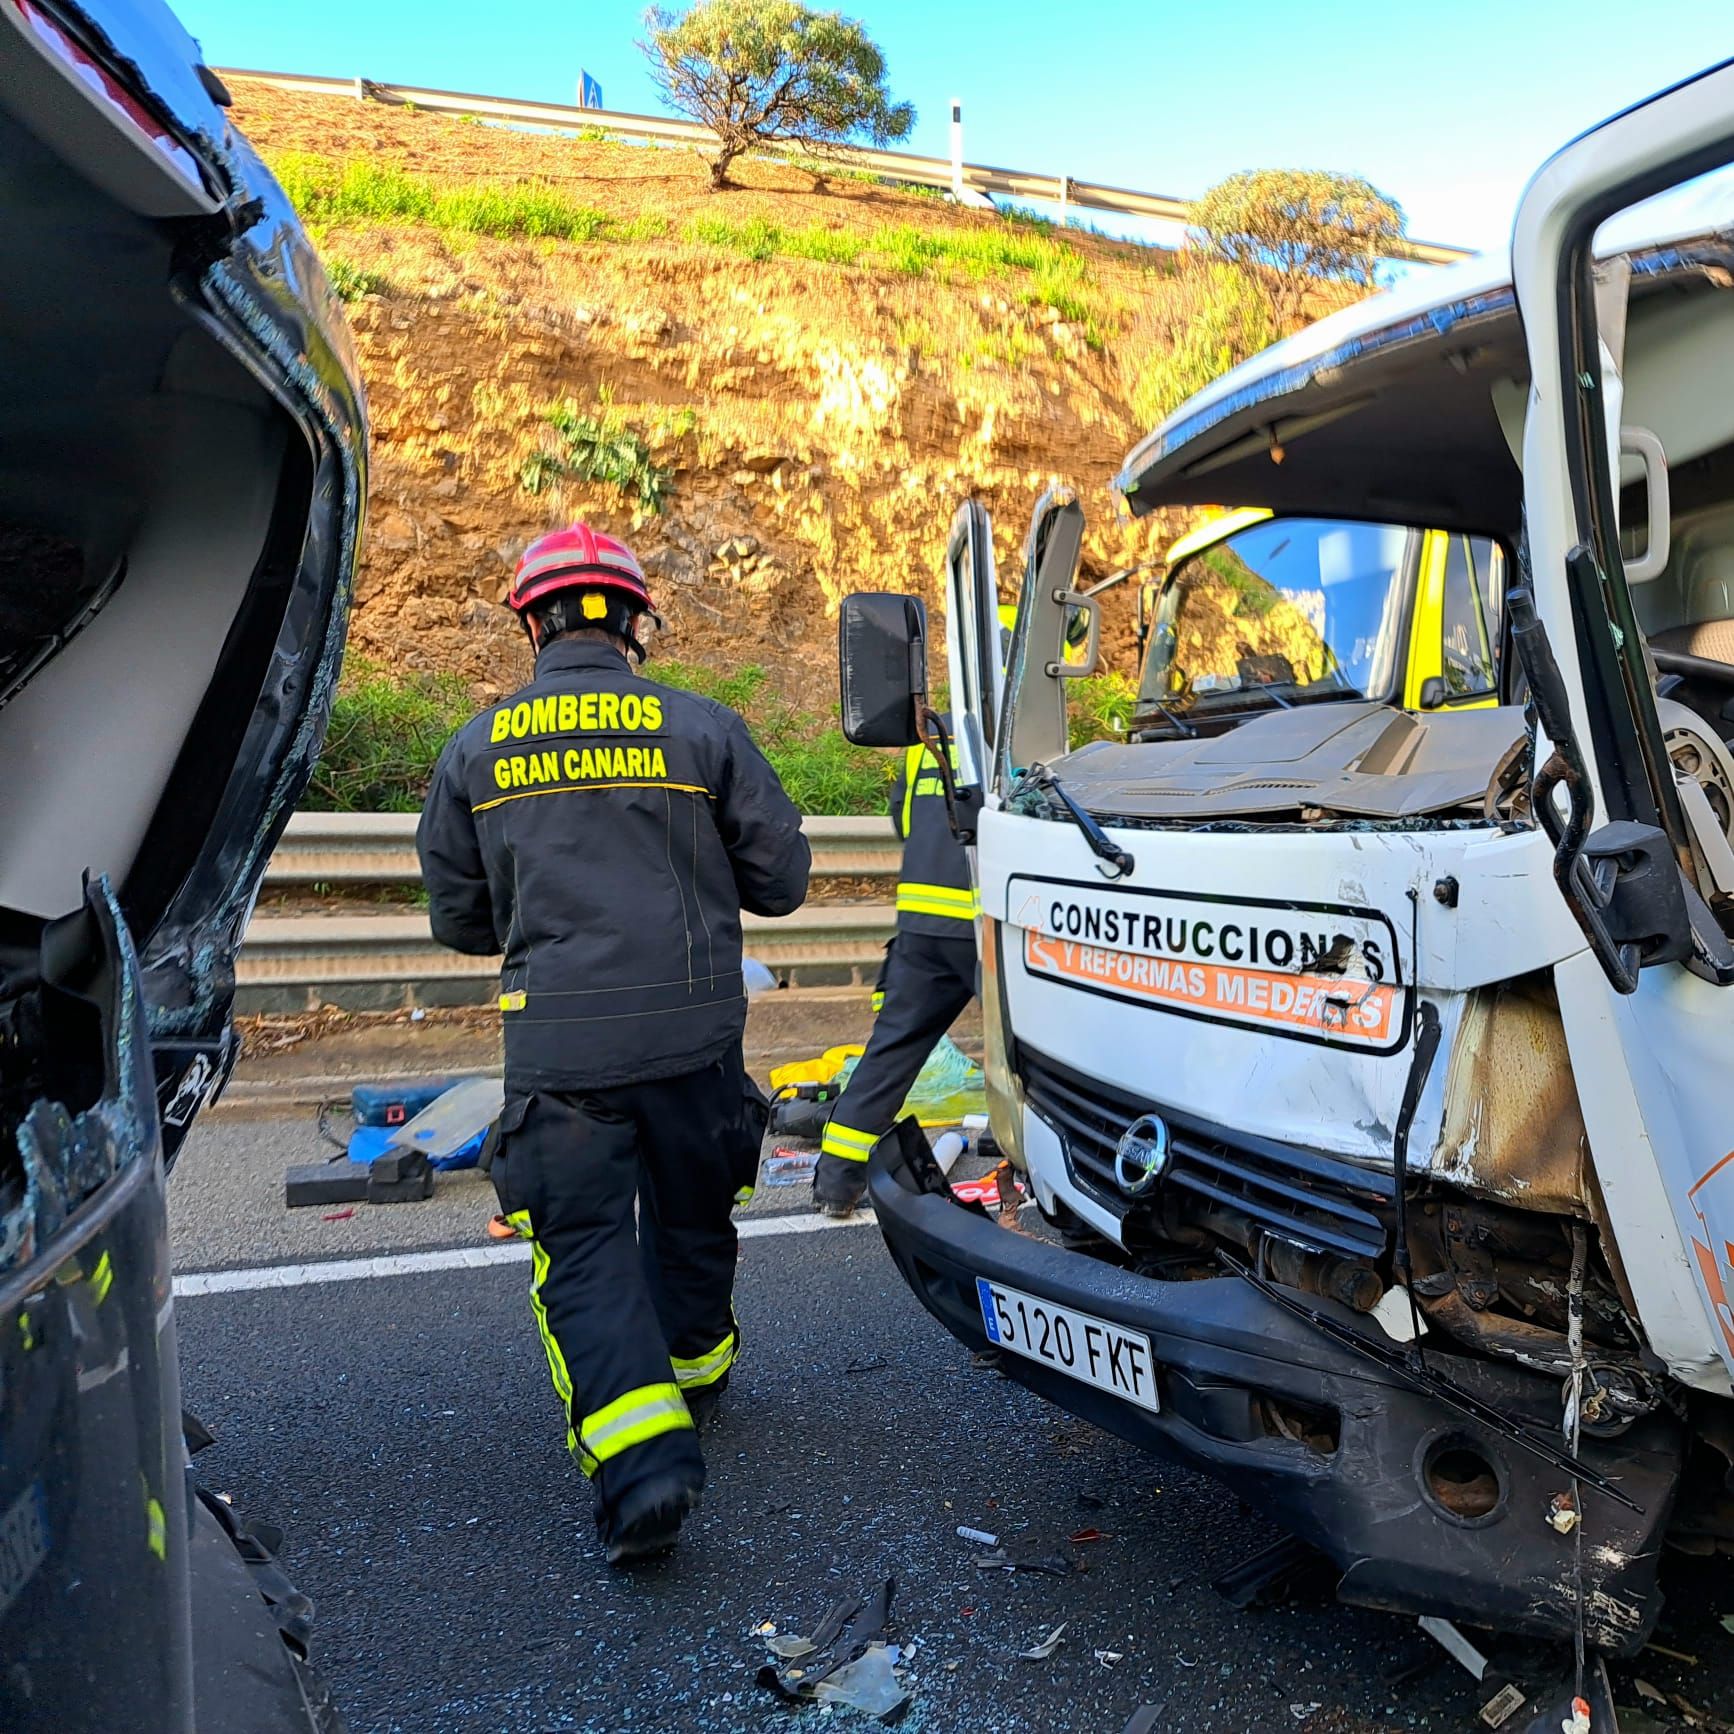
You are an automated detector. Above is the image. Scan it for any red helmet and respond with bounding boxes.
[506,522,655,617]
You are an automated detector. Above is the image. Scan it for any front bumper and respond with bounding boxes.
[869,1150,1682,1652]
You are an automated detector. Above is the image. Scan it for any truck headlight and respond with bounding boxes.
[978,915,1026,1172]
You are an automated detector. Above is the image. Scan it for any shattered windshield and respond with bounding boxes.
[1137,518,1415,717]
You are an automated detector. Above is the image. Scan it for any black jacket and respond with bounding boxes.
[417,639,810,1089]
[889,718,977,937]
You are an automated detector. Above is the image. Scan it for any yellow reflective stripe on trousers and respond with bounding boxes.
[822,1120,877,1163]
[870,990,885,1012]
[671,1325,738,1391]
[512,1209,588,1466]
[895,881,978,920]
[578,1382,693,1467]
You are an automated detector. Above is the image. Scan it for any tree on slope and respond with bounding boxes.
[1190,168,1406,327]
[642,0,914,191]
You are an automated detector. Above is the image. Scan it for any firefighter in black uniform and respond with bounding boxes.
[417,522,810,1563]
[812,721,977,1216]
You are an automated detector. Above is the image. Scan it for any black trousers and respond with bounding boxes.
[820,929,978,1165]
[492,1055,764,1514]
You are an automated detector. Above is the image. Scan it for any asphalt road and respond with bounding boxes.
[170,1115,1734,1734]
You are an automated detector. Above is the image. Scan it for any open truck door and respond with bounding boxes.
[997,490,1090,787]
[1511,60,1734,1387]
[942,501,1004,797]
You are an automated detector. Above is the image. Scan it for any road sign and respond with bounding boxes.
[578,70,603,110]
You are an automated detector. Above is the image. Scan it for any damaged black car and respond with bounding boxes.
[0,0,365,1726]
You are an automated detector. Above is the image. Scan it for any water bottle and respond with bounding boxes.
[932,1130,968,1175]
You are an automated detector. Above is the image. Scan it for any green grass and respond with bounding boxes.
[272,152,617,243]
[305,656,887,816]
[781,227,869,265]
[654,661,890,815]
[305,658,475,812]
[677,212,1101,299]
[272,151,1105,294]
[1068,672,1138,746]
[783,152,883,187]
[325,257,393,301]
[1129,262,1274,426]
[962,327,1038,370]
[612,212,671,242]
[682,213,783,261]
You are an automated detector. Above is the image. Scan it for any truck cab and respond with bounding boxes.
[843,59,1734,1662]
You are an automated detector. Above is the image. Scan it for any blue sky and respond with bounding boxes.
[179,0,1731,253]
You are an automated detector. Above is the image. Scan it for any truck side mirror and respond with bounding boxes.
[839,592,928,747]
[1418,675,1447,710]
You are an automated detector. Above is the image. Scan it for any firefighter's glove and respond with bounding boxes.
[813,1151,870,1218]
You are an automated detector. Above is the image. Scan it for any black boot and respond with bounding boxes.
[600,1470,701,1566]
[684,1370,730,1430]
[813,1152,869,1218]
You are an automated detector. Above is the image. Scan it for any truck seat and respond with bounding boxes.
[1651,618,1734,666]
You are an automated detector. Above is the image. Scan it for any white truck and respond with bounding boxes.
[840,58,1734,1673]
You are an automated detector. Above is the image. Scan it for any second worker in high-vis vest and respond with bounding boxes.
[812,718,978,1216]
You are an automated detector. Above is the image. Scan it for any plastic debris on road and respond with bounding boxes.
[387,1077,504,1167]
[783,1035,985,1129]
[1017,1622,1067,1662]
[813,1646,909,1719]
[931,1130,967,1174]
[761,1149,820,1187]
[755,1577,908,1720]
[972,1535,1077,1577]
[950,1173,1026,1209]
[1096,1649,1126,1668]
[956,1525,998,1547]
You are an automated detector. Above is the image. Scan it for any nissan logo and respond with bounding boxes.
[1113,1114,1171,1197]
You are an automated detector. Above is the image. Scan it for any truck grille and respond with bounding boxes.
[1020,1048,1393,1261]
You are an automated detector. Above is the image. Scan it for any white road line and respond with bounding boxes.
[172,1210,877,1297]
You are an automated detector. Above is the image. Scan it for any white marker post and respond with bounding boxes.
[950,98,964,201]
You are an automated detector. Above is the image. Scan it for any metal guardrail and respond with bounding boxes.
[264,812,897,887]
[242,815,897,1010]
[237,905,896,1012]
[220,68,1473,267]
